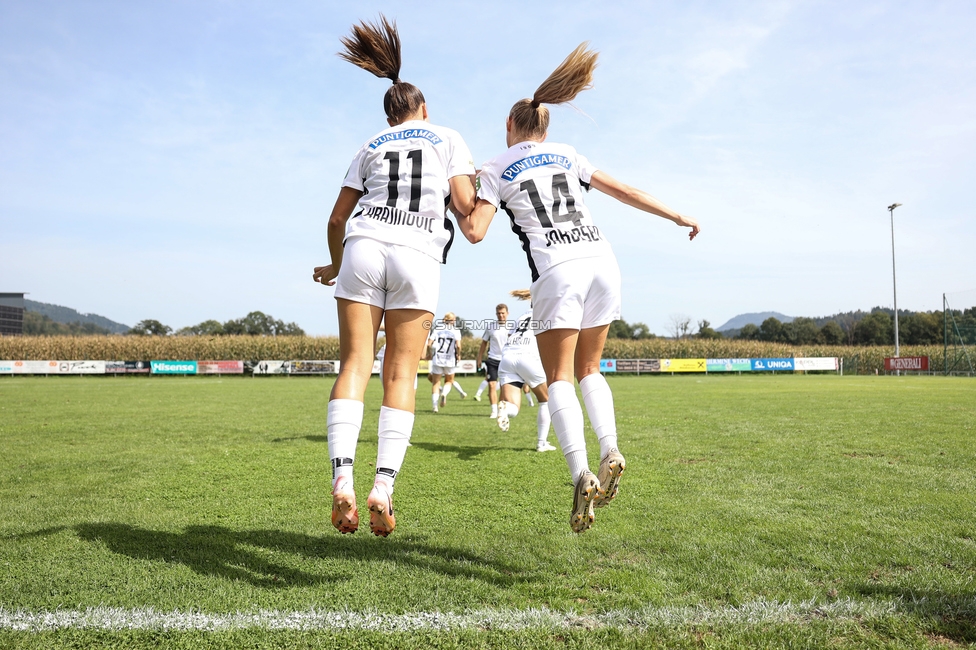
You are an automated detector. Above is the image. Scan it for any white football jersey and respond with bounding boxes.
[428,326,461,367]
[503,310,539,357]
[478,141,613,281]
[481,321,509,361]
[343,120,475,263]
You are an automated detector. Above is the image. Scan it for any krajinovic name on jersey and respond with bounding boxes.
[501,154,573,182]
[546,225,603,247]
[361,206,436,233]
[368,128,443,149]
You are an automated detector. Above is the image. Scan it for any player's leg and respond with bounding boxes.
[368,307,430,536]
[530,382,554,451]
[486,359,500,417]
[537,327,597,532]
[577,257,625,507]
[440,372,454,406]
[523,383,535,406]
[452,374,467,398]
[474,378,488,401]
[495,381,522,432]
[429,371,442,412]
[329,298,384,534]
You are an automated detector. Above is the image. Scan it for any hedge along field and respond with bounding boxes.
[0,335,950,374]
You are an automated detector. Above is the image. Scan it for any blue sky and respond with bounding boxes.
[2,0,974,335]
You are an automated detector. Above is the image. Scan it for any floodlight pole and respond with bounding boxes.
[888,203,902,373]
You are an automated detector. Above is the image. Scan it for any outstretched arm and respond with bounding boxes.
[312,186,363,286]
[589,170,700,240]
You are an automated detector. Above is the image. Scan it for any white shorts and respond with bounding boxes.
[335,236,440,313]
[429,362,456,375]
[498,352,547,389]
[531,255,621,332]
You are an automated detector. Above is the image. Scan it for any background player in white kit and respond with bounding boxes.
[426,312,462,412]
[458,44,700,533]
[494,290,556,453]
[474,303,508,418]
[312,17,476,537]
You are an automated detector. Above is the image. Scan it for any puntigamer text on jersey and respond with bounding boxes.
[501,154,573,181]
[368,128,443,149]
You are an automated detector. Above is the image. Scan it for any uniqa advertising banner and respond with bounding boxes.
[751,358,795,371]
[150,360,198,374]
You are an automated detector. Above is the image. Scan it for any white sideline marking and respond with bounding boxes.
[0,600,900,632]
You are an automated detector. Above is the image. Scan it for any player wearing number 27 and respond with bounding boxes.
[313,16,476,537]
[457,44,700,534]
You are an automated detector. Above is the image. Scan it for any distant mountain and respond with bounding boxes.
[717,312,794,332]
[24,299,130,334]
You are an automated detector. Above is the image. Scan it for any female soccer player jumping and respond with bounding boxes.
[458,44,700,533]
[313,16,476,537]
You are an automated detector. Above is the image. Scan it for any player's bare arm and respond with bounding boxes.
[589,171,700,240]
[449,174,476,219]
[458,198,497,244]
[312,186,363,286]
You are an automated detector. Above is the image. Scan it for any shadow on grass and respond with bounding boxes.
[854,583,976,644]
[270,435,329,443]
[409,441,531,460]
[72,523,530,589]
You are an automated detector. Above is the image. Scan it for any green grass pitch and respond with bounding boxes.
[1,374,974,648]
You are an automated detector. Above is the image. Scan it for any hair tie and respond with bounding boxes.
[530,99,540,108]
[393,77,401,85]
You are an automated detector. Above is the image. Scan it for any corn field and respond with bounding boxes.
[0,335,955,375]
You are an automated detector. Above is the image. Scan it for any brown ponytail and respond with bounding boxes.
[510,43,598,141]
[338,15,426,124]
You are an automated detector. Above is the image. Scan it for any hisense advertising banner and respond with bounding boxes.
[151,360,198,374]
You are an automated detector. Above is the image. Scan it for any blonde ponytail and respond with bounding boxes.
[510,43,598,140]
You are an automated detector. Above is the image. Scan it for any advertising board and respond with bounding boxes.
[751,358,795,372]
[197,361,245,375]
[661,359,707,373]
[706,358,752,372]
[884,356,929,371]
[151,360,198,374]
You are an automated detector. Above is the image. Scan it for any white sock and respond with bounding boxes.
[506,403,519,418]
[431,387,440,409]
[453,381,466,396]
[475,380,488,397]
[526,392,535,406]
[327,399,364,484]
[580,373,618,457]
[537,402,551,446]
[490,403,498,416]
[375,406,414,492]
[548,381,588,483]
[442,383,453,397]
